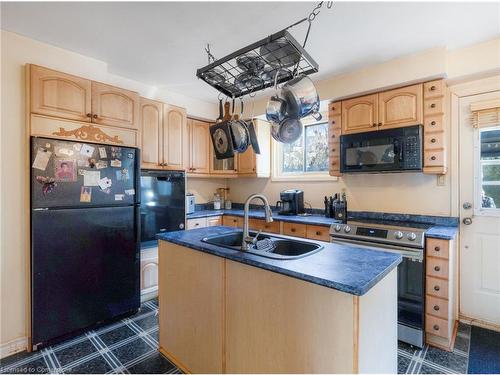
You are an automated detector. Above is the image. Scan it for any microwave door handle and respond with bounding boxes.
[393,140,403,162]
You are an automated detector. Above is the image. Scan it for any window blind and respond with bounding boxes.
[471,98,500,128]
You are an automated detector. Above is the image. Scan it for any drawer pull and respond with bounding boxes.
[195,223,199,226]
[431,138,436,143]
[331,148,336,152]
[430,85,436,91]
[434,265,441,272]
[331,134,336,139]
[431,121,436,126]
[433,305,440,311]
[373,123,377,127]
[378,122,382,126]
[291,228,296,232]
[434,246,440,252]
[331,120,336,124]
[434,285,440,291]
[431,156,437,161]
[331,106,335,111]
[331,162,337,165]
[316,231,321,235]
[86,113,92,118]
[433,324,440,331]
[93,114,98,119]
[430,103,436,108]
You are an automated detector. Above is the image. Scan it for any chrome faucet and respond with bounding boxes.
[241,194,273,251]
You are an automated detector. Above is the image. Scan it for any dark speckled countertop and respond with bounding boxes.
[186,209,459,240]
[157,226,402,296]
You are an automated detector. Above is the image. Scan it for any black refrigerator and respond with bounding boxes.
[30,136,140,349]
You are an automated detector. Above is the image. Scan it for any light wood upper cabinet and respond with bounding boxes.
[237,119,271,177]
[140,98,163,169]
[91,82,140,129]
[188,119,210,174]
[341,93,379,134]
[237,146,257,174]
[163,104,187,170]
[30,65,92,122]
[378,84,423,130]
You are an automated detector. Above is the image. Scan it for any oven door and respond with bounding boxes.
[331,238,425,346]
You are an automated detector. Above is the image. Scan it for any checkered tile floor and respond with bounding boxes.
[398,322,471,374]
[0,299,180,374]
[1,300,473,374]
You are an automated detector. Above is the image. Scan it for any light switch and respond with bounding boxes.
[437,175,446,186]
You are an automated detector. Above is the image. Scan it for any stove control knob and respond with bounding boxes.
[344,225,351,233]
[334,224,342,232]
[407,232,417,241]
[394,231,403,240]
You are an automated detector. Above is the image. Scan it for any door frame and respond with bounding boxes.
[449,74,500,331]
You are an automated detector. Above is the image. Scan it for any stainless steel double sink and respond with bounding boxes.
[201,230,324,260]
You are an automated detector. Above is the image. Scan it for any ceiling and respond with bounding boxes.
[2,2,499,103]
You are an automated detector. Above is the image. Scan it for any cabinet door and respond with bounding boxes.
[341,94,379,134]
[378,84,422,130]
[30,65,92,122]
[159,242,224,373]
[238,146,256,174]
[163,104,186,170]
[140,98,162,169]
[207,216,222,227]
[223,215,242,227]
[189,119,210,174]
[210,145,238,175]
[91,82,139,129]
[187,218,207,230]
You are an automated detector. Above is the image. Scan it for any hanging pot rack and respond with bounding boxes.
[196,1,332,99]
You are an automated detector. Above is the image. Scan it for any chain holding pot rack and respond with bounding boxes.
[196,1,332,99]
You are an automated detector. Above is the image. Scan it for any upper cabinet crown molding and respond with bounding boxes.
[30,65,92,122]
[91,82,139,129]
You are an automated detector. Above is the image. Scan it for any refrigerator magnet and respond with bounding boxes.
[98,147,107,159]
[32,149,52,171]
[98,177,112,191]
[73,143,82,151]
[36,176,57,195]
[56,147,74,157]
[80,186,92,203]
[116,168,129,181]
[114,194,124,201]
[110,159,122,168]
[77,159,89,167]
[80,144,95,157]
[88,158,97,168]
[83,170,100,186]
[54,159,77,182]
[96,160,108,169]
[78,169,86,176]
[124,189,135,196]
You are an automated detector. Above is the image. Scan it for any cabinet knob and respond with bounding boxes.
[434,305,440,311]
[431,138,436,143]
[433,324,440,331]
[430,85,436,91]
[331,120,336,125]
[431,156,437,161]
[331,106,335,110]
[331,162,337,165]
[378,122,382,126]
[92,114,98,119]
[316,231,321,235]
[434,285,440,291]
[331,148,336,152]
[431,121,436,126]
[291,228,296,232]
[331,134,336,138]
[434,265,441,272]
[434,246,440,252]
[86,113,92,118]
[430,103,436,108]
[372,123,377,127]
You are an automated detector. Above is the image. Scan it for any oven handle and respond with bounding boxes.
[330,238,423,261]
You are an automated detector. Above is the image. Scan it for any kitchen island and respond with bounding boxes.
[157,226,402,374]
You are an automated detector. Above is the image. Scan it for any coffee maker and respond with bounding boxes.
[277,189,305,215]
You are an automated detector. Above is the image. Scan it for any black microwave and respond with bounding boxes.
[340,125,423,173]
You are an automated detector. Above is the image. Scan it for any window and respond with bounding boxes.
[273,121,333,181]
[478,127,500,210]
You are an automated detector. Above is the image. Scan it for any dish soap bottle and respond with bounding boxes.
[213,193,221,210]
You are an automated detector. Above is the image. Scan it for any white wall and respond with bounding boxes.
[0,30,222,355]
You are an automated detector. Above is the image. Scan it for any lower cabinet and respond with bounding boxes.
[140,247,159,301]
[222,215,242,227]
[158,243,224,373]
[186,216,222,230]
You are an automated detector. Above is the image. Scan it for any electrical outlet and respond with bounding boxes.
[437,175,446,186]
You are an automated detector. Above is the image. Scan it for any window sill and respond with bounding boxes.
[271,174,339,182]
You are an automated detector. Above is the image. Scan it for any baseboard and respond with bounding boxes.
[459,314,500,333]
[0,336,28,359]
[140,286,158,303]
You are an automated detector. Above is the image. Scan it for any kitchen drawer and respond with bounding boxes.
[249,218,280,234]
[426,295,448,320]
[187,217,207,230]
[207,216,222,227]
[425,315,449,339]
[426,276,449,299]
[424,131,445,150]
[424,80,444,99]
[329,114,342,129]
[426,257,449,279]
[424,150,445,167]
[329,101,341,116]
[424,115,445,132]
[424,98,444,116]
[426,238,449,259]
[223,215,242,228]
[306,225,331,242]
[283,222,307,238]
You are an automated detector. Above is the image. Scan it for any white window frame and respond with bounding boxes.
[271,120,338,182]
[473,125,500,217]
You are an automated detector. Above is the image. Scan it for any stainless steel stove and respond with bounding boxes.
[330,221,426,348]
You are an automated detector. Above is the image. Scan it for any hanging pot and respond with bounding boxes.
[265,69,288,123]
[281,75,322,121]
[210,101,235,159]
[278,117,303,144]
[229,98,249,153]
